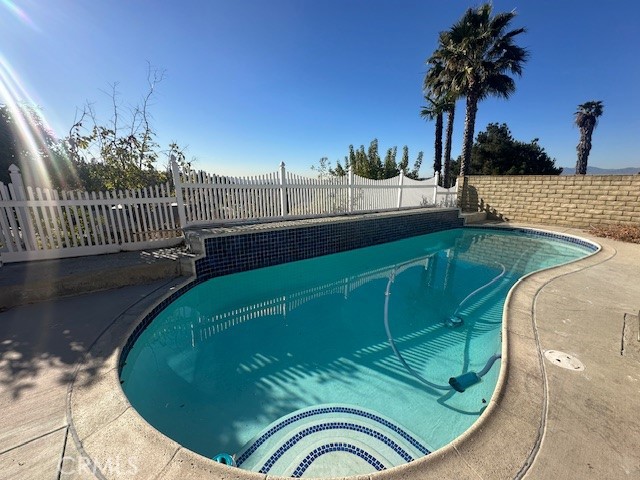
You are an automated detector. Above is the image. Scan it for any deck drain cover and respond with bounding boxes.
[544,350,585,371]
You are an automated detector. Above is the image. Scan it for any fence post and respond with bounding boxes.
[433,171,440,205]
[170,156,188,230]
[8,164,37,250]
[348,167,354,213]
[279,162,288,217]
[397,171,404,209]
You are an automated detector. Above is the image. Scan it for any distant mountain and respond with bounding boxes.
[559,166,640,175]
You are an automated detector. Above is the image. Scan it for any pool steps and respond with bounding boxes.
[234,404,432,477]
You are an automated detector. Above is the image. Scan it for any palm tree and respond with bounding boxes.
[425,43,458,188]
[439,4,528,177]
[420,95,444,180]
[575,101,604,175]
[442,101,456,188]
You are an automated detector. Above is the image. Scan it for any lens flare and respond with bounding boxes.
[0,0,39,31]
[0,54,57,187]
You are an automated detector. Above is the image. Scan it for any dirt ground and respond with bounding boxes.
[588,224,640,244]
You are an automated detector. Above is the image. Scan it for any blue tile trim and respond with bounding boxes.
[258,421,414,473]
[292,443,386,477]
[465,225,599,251]
[236,405,430,467]
[195,210,463,281]
[117,276,204,373]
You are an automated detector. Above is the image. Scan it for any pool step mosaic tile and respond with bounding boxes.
[234,404,432,478]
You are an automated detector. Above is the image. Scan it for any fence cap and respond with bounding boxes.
[8,164,20,173]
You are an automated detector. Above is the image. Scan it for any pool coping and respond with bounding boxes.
[66,224,608,479]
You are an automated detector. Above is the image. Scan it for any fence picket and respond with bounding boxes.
[202,171,211,222]
[155,184,168,238]
[67,190,83,247]
[89,191,106,246]
[81,190,99,246]
[29,187,48,249]
[52,190,71,248]
[108,190,123,244]
[232,177,241,220]
[0,184,17,252]
[9,181,37,250]
[239,177,247,218]
[248,176,255,218]
[97,191,113,244]
[267,173,274,216]
[241,177,250,218]
[204,172,215,222]
[8,183,36,250]
[195,170,205,222]
[75,190,91,246]
[166,184,177,233]
[216,175,225,220]
[158,184,169,238]
[211,174,221,220]
[188,173,197,222]
[49,188,69,248]
[193,170,201,221]
[149,187,161,238]
[62,190,79,247]
[45,189,61,247]
[259,174,266,218]
[196,170,207,220]
[126,190,137,242]
[126,189,141,242]
[1,183,22,251]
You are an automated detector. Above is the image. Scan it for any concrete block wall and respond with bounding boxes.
[459,175,640,227]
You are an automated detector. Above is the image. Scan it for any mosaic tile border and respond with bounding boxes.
[466,225,599,251]
[194,210,464,280]
[259,421,413,473]
[118,276,206,373]
[236,405,430,467]
[292,442,386,477]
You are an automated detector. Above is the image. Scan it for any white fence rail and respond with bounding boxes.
[172,160,457,227]
[0,161,457,263]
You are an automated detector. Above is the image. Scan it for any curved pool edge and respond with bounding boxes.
[67,225,610,480]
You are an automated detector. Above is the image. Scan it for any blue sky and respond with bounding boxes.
[1,0,639,177]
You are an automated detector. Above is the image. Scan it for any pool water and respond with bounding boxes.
[120,227,594,477]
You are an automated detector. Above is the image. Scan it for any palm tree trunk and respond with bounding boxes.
[575,126,594,175]
[461,89,479,177]
[434,113,443,180]
[443,105,455,188]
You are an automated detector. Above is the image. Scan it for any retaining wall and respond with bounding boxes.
[459,175,640,227]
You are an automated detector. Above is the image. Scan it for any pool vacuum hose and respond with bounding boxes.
[384,261,503,393]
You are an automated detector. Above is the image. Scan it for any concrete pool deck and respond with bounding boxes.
[1,223,639,479]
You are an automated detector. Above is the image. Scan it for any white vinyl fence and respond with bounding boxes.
[0,160,457,263]
[171,160,457,227]
[0,165,181,263]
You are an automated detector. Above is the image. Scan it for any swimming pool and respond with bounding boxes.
[119,227,596,477]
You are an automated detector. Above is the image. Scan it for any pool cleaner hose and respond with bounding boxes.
[384,262,502,393]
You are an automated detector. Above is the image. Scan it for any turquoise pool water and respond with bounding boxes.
[120,227,595,476]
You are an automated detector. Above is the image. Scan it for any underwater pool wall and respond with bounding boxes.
[118,208,462,374]
[191,208,463,280]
